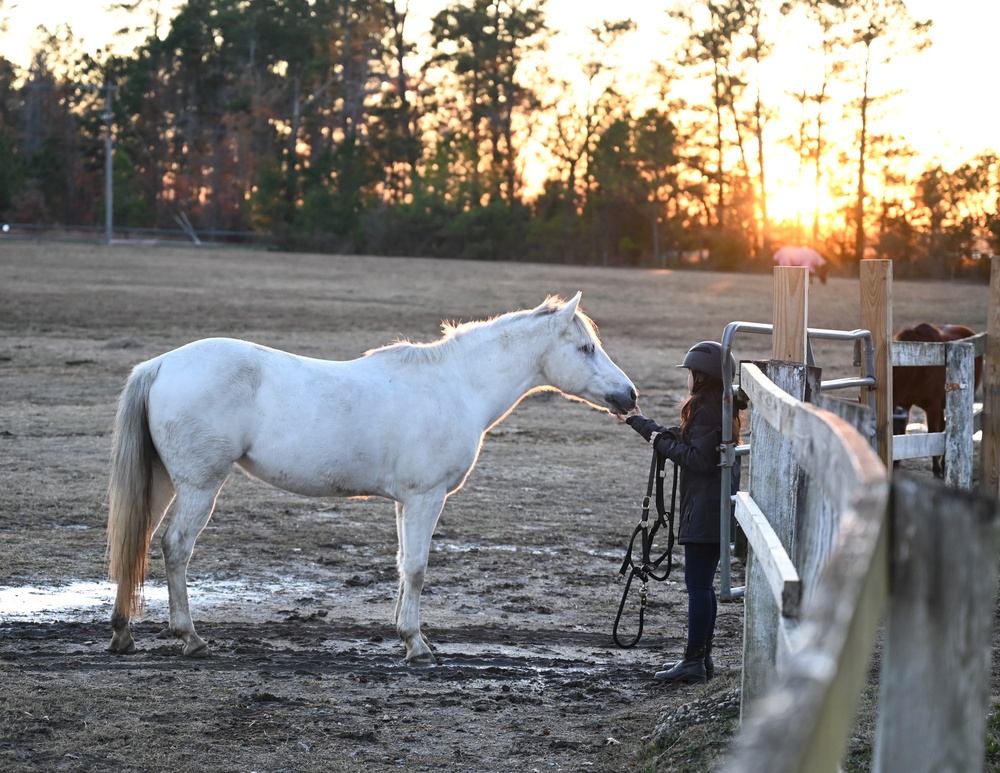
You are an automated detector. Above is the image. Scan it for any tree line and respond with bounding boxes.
[0,0,996,279]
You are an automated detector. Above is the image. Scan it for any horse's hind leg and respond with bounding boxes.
[109,590,136,653]
[162,480,227,657]
[110,459,175,654]
[394,490,446,664]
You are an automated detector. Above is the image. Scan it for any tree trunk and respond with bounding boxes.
[854,42,873,265]
[713,58,726,228]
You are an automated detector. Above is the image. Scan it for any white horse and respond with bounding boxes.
[107,293,636,663]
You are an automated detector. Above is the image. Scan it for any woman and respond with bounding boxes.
[618,341,743,683]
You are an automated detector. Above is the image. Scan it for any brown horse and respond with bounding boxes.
[893,323,982,476]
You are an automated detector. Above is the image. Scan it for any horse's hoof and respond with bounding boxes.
[182,641,211,658]
[108,639,137,655]
[404,644,438,666]
[109,629,137,654]
[406,652,437,666]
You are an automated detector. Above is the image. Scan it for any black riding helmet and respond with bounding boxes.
[677,340,735,383]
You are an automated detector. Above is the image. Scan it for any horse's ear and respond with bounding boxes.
[559,292,582,319]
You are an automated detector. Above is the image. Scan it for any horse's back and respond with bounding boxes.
[147,338,292,412]
[939,323,977,342]
[938,324,982,389]
[155,336,299,370]
[142,337,480,499]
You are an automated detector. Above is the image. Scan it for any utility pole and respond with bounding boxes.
[83,81,117,244]
[102,81,116,245]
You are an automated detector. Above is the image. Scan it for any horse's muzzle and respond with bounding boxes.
[607,387,638,415]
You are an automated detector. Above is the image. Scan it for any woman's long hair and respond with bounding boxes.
[680,371,744,443]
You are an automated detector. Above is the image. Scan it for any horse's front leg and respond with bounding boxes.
[394,489,446,664]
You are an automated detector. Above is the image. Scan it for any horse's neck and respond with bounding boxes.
[455,325,548,429]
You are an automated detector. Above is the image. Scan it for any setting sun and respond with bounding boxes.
[765,162,843,232]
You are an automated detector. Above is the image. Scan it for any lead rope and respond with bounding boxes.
[612,449,678,648]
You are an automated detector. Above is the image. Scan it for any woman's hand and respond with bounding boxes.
[614,402,641,424]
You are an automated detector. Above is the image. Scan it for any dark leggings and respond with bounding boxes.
[684,542,720,650]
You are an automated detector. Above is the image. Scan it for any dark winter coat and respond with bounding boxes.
[626,399,740,544]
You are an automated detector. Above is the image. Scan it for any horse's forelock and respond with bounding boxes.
[534,294,566,315]
[528,295,601,340]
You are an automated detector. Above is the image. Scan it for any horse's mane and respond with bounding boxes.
[895,322,977,345]
[364,296,598,365]
[895,322,944,343]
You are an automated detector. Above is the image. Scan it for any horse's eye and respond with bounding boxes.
[580,343,595,356]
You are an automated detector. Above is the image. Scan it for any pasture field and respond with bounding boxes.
[0,241,992,772]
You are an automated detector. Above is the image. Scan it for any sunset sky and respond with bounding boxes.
[2,0,995,216]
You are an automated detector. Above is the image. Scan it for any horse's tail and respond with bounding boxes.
[107,362,160,618]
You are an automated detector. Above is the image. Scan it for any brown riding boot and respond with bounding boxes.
[653,646,708,683]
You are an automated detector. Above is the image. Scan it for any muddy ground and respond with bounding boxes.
[0,242,992,772]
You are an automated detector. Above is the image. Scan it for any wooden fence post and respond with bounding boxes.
[944,341,975,489]
[982,257,1000,498]
[773,267,808,362]
[860,260,893,470]
[873,475,999,773]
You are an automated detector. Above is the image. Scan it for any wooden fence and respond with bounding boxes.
[892,331,985,489]
[720,260,1000,772]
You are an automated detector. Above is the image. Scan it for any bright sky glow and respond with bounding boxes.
[1,0,996,221]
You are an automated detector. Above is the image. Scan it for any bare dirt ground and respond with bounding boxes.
[0,242,992,773]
